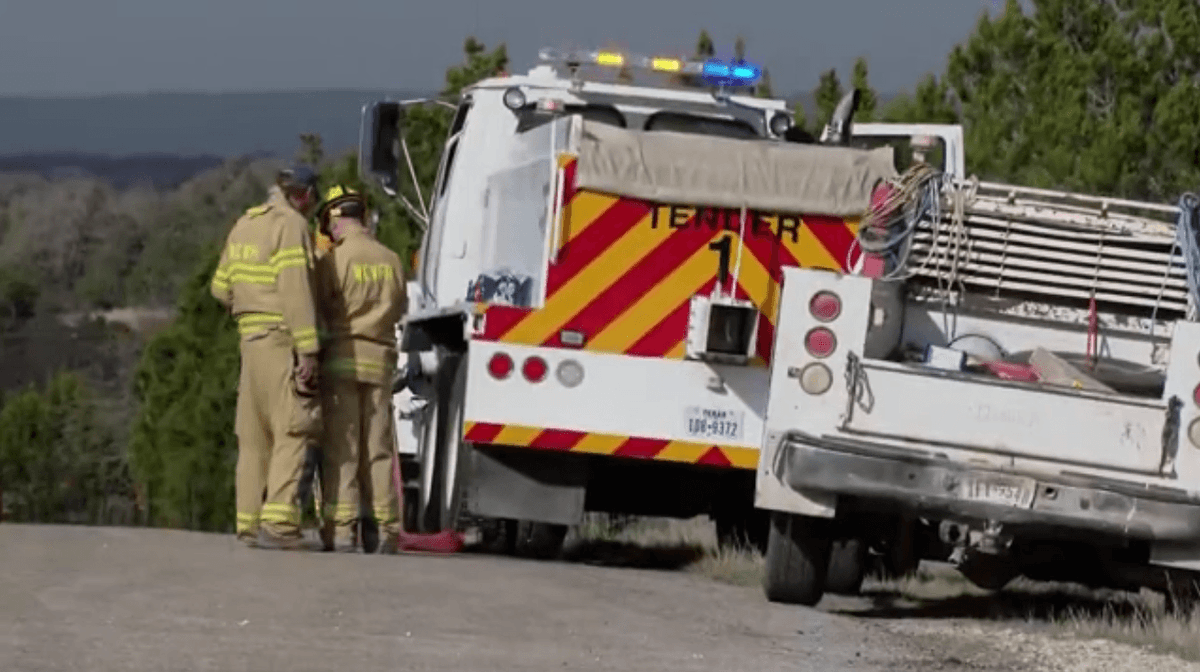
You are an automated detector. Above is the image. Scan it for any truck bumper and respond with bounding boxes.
[777,432,1200,543]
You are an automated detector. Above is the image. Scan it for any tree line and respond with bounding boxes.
[2,0,1197,528]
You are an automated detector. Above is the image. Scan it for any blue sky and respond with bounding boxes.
[0,0,1011,97]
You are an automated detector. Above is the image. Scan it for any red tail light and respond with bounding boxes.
[522,356,549,383]
[1193,383,1200,407]
[805,327,837,358]
[488,353,514,380]
[809,291,841,322]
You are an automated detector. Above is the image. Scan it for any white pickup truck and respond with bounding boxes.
[755,127,1200,610]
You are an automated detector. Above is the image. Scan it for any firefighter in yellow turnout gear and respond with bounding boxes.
[313,185,407,553]
[210,165,324,551]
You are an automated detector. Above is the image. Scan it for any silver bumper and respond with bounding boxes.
[778,432,1200,542]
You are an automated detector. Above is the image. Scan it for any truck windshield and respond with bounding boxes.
[515,104,626,133]
[850,134,947,174]
[643,111,758,139]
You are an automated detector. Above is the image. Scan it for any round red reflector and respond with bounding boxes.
[488,353,514,380]
[522,356,549,383]
[809,291,842,322]
[805,327,837,358]
[1193,383,1200,407]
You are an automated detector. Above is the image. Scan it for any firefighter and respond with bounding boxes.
[210,164,324,551]
[313,184,407,554]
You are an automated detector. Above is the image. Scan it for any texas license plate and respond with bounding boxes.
[959,475,1036,509]
[684,406,744,442]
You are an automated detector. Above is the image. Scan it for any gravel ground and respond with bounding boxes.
[0,524,996,672]
[1,524,1196,672]
[879,620,1200,672]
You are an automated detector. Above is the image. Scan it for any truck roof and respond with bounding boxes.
[466,64,790,114]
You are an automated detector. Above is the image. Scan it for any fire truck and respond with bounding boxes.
[755,132,1200,607]
[357,47,934,559]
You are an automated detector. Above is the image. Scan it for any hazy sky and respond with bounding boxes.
[0,0,1010,97]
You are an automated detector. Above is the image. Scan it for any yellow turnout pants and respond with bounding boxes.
[234,328,322,539]
[320,378,400,543]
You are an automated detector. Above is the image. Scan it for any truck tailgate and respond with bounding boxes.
[844,360,1171,475]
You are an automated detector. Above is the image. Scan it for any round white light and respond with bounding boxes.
[1189,418,1200,448]
[769,112,792,137]
[799,363,833,395]
[556,359,584,388]
[503,86,527,110]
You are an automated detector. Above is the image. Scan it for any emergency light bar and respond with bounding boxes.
[538,47,763,87]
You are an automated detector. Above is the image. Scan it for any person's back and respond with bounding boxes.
[215,187,320,353]
[317,228,406,385]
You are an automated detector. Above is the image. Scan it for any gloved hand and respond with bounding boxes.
[295,354,319,396]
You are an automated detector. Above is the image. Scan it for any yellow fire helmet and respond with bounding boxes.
[316,184,366,229]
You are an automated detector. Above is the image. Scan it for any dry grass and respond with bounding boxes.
[565,514,764,586]
[568,515,1200,661]
[862,564,1200,662]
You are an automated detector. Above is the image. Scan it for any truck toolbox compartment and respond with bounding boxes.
[842,360,1174,475]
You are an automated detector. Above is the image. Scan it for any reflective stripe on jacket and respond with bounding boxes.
[210,187,320,354]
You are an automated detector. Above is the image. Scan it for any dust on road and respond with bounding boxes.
[0,525,1034,672]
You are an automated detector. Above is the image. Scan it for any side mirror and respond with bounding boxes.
[358,101,403,195]
[820,89,861,146]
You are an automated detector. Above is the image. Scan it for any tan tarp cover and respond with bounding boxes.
[572,119,898,216]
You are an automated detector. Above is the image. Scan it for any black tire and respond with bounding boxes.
[513,521,568,560]
[826,538,867,595]
[423,351,466,533]
[763,511,831,606]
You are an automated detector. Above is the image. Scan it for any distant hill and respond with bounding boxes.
[0,90,426,158]
[0,153,236,190]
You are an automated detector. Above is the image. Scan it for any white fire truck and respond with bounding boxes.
[358,47,928,558]
[755,134,1200,607]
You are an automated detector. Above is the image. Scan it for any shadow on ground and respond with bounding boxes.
[560,539,708,570]
[455,537,706,570]
[832,583,1151,622]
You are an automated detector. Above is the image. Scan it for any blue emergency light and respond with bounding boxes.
[538,48,764,88]
[700,59,762,86]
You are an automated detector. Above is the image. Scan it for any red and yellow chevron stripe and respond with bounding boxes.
[463,421,758,470]
[475,156,863,364]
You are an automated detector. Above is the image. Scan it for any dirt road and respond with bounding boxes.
[1,525,1194,672]
[0,524,1017,672]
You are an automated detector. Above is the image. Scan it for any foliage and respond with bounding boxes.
[941,0,1200,199]
[813,68,846,134]
[879,73,960,124]
[0,371,131,524]
[127,244,240,531]
[851,58,879,122]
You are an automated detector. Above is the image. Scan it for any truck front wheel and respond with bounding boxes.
[763,511,831,606]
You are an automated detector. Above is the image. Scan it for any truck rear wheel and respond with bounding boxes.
[826,538,867,595]
[424,351,468,533]
[763,511,831,606]
[414,383,442,533]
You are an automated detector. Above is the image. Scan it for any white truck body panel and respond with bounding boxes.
[463,339,766,465]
